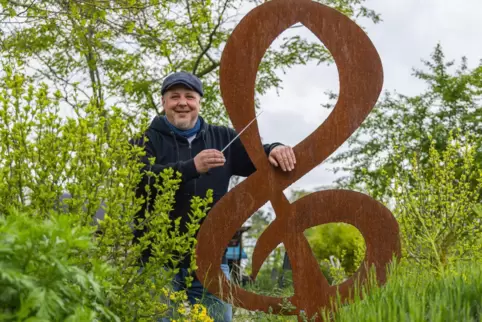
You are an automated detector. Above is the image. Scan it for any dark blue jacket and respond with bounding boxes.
[131,115,281,266]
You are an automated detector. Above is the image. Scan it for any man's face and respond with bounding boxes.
[162,85,201,130]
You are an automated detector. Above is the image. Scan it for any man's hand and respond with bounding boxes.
[194,149,226,173]
[268,145,296,172]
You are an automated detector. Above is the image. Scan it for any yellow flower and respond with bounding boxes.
[161,287,169,297]
[190,304,213,322]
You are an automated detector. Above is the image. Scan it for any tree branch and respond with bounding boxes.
[188,0,228,76]
[196,62,220,78]
[31,52,91,99]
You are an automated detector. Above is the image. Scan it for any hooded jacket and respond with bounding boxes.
[131,115,282,266]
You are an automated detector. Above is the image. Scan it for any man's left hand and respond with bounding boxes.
[268,145,296,172]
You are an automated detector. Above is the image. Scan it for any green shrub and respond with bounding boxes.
[0,67,213,321]
[0,209,118,321]
[288,191,366,283]
[391,131,482,270]
[305,223,365,281]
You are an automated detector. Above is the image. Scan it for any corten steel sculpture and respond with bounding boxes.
[195,0,401,319]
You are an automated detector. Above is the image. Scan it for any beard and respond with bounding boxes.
[172,116,196,130]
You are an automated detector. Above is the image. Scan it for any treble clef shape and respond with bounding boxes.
[195,0,401,320]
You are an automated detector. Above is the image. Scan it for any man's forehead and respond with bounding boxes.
[165,85,199,95]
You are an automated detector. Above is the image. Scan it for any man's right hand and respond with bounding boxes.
[194,149,226,173]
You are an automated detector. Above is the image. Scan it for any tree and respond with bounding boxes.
[391,131,482,270]
[1,0,381,122]
[331,44,482,200]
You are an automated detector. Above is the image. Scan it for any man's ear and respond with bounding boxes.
[159,95,166,115]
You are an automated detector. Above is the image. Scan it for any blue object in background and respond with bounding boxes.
[226,244,248,260]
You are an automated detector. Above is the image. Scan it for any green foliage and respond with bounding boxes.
[0,0,380,122]
[332,44,482,201]
[235,261,482,321]
[323,261,482,322]
[290,190,366,283]
[234,297,298,322]
[0,209,118,322]
[244,245,292,297]
[241,192,366,300]
[391,131,482,270]
[305,224,365,279]
[0,68,213,321]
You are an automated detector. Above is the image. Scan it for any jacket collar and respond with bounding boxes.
[151,115,208,138]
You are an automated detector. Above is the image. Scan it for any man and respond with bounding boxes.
[132,71,296,321]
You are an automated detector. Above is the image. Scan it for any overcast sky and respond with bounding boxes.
[255,0,482,195]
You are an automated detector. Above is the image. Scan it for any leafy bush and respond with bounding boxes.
[391,131,482,270]
[0,67,213,320]
[0,209,118,321]
[305,223,365,282]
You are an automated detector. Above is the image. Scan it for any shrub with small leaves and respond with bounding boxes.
[391,130,482,270]
[0,66,213,320]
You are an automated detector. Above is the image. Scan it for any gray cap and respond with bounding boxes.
[161,71,204,97]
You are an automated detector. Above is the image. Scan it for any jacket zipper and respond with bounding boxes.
[189,141,197,195]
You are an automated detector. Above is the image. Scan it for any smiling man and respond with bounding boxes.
[133,71,296,322]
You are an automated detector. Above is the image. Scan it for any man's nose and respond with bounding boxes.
[177,97,187,106]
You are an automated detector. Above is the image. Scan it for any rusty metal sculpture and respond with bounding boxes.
[196,0,401,319]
